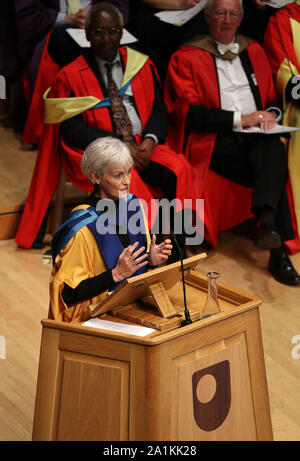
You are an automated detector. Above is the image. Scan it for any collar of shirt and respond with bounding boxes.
[94,52,123,88]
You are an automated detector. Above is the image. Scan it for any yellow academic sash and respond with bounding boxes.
[276,15,300,232]
[44,47,149,124]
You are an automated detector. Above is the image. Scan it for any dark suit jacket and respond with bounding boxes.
[0,0,59,81]
[61,49,168,150]
[186,48,280,134]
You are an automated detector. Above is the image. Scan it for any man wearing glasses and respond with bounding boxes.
[164,0,300,285]
[15,1,198,255]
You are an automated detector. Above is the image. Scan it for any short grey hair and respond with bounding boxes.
[81,137,133,181]
[205,0,244,13]
[86,1,124,32]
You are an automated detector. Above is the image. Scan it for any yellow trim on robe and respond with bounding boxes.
[275,16,300,233]
[276,58,298,111]
[139,200,151,253]
[43,87,101,124]
[291,18,300,66]
[49,205,109,323]
[122,47,149,87]
[49,200,151,323]
[44,47,149,124]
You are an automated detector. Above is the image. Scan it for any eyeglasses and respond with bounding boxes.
[212,10,241,20]
[91,28,121,38]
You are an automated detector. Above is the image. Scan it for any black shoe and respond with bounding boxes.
[256,225,281,250]
[268,246,300,286]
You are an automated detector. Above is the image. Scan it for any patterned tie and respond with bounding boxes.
[105,62,136,145]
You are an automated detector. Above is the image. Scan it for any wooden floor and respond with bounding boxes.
[0,120,300,441]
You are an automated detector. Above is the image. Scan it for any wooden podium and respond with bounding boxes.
[32,255,273,441]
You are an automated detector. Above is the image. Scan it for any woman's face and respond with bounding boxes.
[96,164,131,201]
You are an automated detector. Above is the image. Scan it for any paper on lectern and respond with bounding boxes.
[82,318,156,336]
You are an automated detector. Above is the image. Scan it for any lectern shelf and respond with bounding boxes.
[88,253,207,331]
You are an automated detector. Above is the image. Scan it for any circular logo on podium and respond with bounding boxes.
[192,360,231,431]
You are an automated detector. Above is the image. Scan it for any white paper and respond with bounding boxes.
[82,318,156,336]
[263,0,292,8]
[234,124,300,135]
[155,1,208,25]
[67,28,137,48]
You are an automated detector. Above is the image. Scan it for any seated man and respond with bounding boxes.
[20,1,130,145]
[15,1,198,254]
[47,0,129,68]
[263,0,300,255]
[164,0,300,285]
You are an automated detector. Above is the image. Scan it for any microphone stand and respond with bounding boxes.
[171,231,192,327]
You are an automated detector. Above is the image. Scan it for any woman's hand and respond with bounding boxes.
[148,235,173,266]
[112,242,148,282]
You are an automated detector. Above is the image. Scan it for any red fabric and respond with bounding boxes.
[204,171,253,247]
[15,48,197,248]
[164,40,287,247]
[21,30,59,144]
[263,3,300,79]
[165,40,277,197]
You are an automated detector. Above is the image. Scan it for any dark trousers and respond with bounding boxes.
[209,133,294,242]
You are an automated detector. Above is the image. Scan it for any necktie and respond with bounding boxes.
[217,42,239,56]
[105,62,136,145]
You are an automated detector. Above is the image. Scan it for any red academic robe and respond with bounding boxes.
[15,47,197,248]
[264,2,300,254]
[164,40,293,247]
[263,3,300,78]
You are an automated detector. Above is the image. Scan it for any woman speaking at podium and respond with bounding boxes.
[49,137,172,323]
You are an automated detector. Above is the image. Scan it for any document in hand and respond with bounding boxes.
[234,124,300,135]
[155,1,208,25]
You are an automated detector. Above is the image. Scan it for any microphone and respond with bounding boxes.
[170,230,192,327]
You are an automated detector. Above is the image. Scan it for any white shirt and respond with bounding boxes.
[95,53,142,136]
[215,41,257,129]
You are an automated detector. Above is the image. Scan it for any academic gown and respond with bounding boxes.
[164,39,277,195]
[21,0,130,144]
[15,46,197,248]
[264,1,300,254]
[49,194,151,323]
[164,37,299,248]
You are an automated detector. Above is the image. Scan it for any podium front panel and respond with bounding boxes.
[32,275,273,441]
[56,352,129,441]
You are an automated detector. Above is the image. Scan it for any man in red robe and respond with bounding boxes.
[15,2,198,255]
[164,0,300,285]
